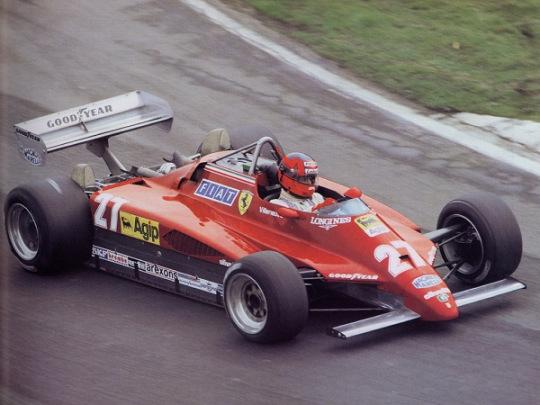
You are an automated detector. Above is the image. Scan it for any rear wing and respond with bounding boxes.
[15,91,173,166]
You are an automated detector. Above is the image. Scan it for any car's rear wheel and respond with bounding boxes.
[4,177,93,273]
[437,192,522,285]
[6,203,40,262]
[224,251,308,343]
[225,273,269,335]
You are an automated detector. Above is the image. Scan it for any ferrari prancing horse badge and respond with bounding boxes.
[238,190,253,215]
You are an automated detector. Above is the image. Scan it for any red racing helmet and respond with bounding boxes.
[278,152,319,198]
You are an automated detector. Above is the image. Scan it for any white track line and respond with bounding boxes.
[182,0,540,177]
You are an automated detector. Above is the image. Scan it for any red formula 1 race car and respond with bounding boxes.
[5,91,525,342]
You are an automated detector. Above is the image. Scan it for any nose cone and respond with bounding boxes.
[416,286,459,321]
[400,274,459,321]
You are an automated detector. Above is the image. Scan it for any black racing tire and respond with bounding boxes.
[4,177,93,273]
[437,192,522,285]
[224,251,308,343]
[228,125,283,158]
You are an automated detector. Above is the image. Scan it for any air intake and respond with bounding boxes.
[163,231,221,257]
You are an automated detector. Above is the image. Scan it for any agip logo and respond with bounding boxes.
[237,190,253,215]
[119,211,160,245]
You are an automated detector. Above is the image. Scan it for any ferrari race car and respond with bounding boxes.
[5,91,526,342]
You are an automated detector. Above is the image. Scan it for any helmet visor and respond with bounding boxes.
[297,173,318,185]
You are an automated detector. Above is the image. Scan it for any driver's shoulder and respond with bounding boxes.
[312,192,324,204]
[269,197,290,208]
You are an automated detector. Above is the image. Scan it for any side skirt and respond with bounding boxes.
[90,228,227,307]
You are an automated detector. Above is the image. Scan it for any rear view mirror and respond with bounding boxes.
[344,187,362,199]
[277,207,300,219]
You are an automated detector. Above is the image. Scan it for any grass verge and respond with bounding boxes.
[228,0,540,121]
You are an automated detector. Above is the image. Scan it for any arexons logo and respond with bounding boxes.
[119,211,160,245]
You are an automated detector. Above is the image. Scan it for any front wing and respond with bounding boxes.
[328,278,526,339]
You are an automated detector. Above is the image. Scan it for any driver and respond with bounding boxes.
[270,152,331,212]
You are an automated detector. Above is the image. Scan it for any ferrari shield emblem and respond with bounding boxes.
[238,190,253,215]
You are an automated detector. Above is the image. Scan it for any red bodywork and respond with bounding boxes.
[90,151,458,321]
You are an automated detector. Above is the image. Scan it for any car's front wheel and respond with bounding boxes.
[437,192,522,285]
[224,251,308,343]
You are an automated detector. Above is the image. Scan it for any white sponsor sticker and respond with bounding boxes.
[427,246,437,265]
[437,293,449,303]
[412,274,442,289]
[92,245,108,259]
[92,246,133,267]
[424,287,451,300]
[92,245,222,295]
[22,148,43,165]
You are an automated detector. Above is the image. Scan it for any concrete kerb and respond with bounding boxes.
[445,113,540,155]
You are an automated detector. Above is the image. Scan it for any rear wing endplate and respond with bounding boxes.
[14,91,173,166]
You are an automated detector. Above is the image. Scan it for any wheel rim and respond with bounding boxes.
[7,203,40,261]
[440,214,485,277]
[225,273,268,334]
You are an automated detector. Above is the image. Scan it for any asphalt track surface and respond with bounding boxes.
[1,1,539,404]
